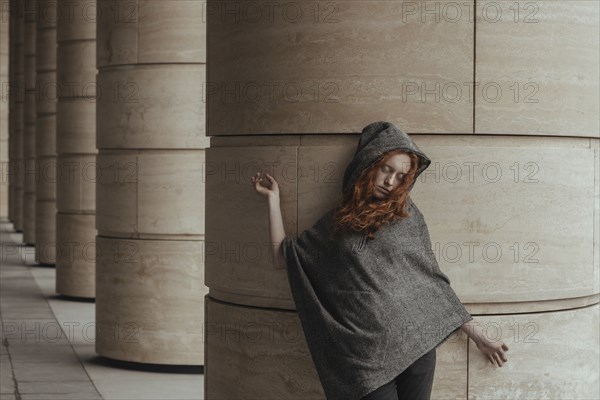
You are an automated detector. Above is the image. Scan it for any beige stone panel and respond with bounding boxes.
[96,150,205,238]
[205,296,470,400]
[95,151,137,236]
[16,64,25,94]
[23,156,36,194]
[95,236,206,364]
[137,0,205,63]
[137,151,204,235]
[14,188,23,230]
[14,48,23,77]
[431,332,469,400]
[475,1,599,136]
[207,135,597,311]
[296,145,354,230]
[0,106,7,129]
[13,13,24,229]
[35,113,56,156]
[56,41,97,99]
[22,193,35,244]
[10,104,23,143]
[209,135,296,148]
[96,0,138,67]
[0,159,7,218]
[56,154,96,213]
[56,97,95,153]
[36,70,58,115]
[37,0,59,31]
[35,200,56,265]
[14,66,23,88]
[56,0,96,42]
[24,25,35,60]
[24,56,36,88]
[593,139,599,295]
[36,156,56,200]
[35,27,56,72]
[207,1,473,135]
[0,0,7,44]
[205,296,325,400]
[96,64,207,149]
[411,140,596,303]
[24,90,36,122]
[0,184,7,218]
[468,304,599,399]
[56,213,95,297]
[205,146,298,304]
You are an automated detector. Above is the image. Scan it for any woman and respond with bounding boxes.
[251,121,508,400]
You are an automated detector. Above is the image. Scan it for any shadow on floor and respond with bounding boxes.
[88,355,204,374]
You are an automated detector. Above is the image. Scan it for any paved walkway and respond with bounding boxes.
[0,220,204,400]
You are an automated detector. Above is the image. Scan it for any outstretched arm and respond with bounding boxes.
[460,320,509,367]
[251,171,286,270]
[267,192,286,269]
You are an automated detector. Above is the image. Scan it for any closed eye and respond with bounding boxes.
[382,166,405,178]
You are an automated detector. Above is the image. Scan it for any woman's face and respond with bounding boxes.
[372,153,412,199]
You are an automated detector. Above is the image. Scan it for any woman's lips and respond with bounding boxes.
[378,187,389,193]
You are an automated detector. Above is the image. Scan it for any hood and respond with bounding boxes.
[342,121,431,194]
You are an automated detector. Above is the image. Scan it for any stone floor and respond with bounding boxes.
[0,220,204,400]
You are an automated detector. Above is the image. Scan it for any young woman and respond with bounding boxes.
[251,121,508,400]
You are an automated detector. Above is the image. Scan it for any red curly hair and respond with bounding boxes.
[330,150,420,241]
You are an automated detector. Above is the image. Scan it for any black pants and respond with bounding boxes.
[360,348,436,400]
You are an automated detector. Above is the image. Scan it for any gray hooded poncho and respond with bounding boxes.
[281,121,474,400]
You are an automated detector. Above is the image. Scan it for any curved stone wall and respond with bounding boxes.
[8,0,24,229]
[22,0,36,245]
[205,1,600,398]
[35,0,57,265]
[95,0,209,364]
[55,0,96,296]
[6,0,15,223]
[0,0,9,218]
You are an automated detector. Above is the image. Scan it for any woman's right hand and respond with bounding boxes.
[475,336,509,367]
[251,171,280,199]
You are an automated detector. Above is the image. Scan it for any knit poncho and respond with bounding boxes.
[281,121,473,400]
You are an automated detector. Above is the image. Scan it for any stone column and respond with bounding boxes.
[22,0,35,244]
[55,0,96,296]
[5,0,13,222]
[10,0,23,231]
[0,0,8,219]
[34,0,57,265]
[95,0,208,364]
[205,1,599,399]
[5,0,15,223]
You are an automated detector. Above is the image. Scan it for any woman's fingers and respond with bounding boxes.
[492,353,501,367]
[493,351,507,367]
[251,171,273,196]
[479,340,508,367]
[496,341,508,363]
[498,348,508,362]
